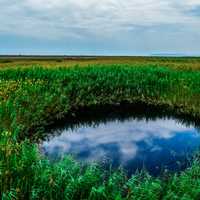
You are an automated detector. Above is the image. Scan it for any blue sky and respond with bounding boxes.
[1,0,200,55]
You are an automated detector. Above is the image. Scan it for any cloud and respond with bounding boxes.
[1,0,200,54]
[186,6,200,17]
[42,118,198,164]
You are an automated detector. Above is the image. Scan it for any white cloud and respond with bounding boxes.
[42,118,198,163]
[1,0,200,54]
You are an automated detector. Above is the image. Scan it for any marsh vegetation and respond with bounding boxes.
[1,58,200,199]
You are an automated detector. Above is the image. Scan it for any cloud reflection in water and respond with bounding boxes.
[42,118,200,175]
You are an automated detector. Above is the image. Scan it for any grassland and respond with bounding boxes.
[0,57,200,199]
[1,56,200,70]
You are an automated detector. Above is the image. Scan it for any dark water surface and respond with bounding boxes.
[41,109,200,176]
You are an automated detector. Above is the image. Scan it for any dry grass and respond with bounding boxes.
[1,56,200,70]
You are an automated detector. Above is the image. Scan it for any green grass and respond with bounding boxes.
[1,64,200,199]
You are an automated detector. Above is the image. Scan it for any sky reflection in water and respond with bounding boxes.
[42,118,200,176]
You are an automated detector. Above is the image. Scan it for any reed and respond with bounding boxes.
[1,64,200,199]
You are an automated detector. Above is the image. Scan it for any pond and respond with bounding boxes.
[41,106,200,176]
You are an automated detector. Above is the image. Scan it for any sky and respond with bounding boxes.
[1,0,200,55]
[43,118,198,163]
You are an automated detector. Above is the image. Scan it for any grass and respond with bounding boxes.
[1,56,200,70]
[1,61,200,199]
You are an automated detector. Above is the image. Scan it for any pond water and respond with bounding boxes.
[41,113,200,176]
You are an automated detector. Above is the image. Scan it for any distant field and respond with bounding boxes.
[1,56,200,70]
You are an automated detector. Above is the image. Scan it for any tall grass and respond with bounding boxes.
[1,131,200,199]
[1,64,200,199]
[1,65,200,135]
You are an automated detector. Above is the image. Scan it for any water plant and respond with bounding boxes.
[1,64,200,199]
